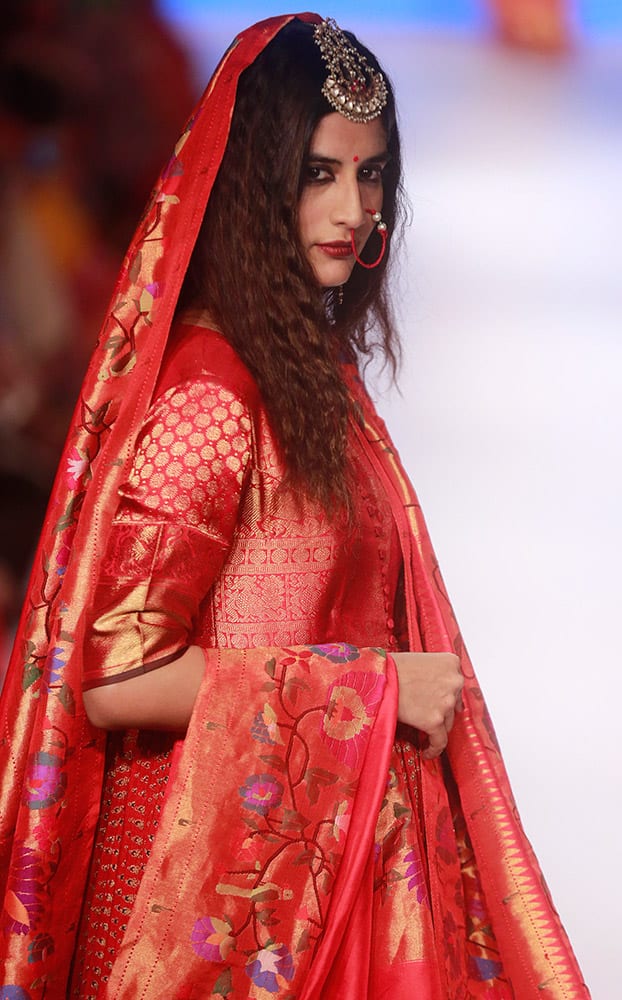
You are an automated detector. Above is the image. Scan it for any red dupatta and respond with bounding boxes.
[0,14,321,996]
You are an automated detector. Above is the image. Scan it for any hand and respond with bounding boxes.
[391,651,464,759]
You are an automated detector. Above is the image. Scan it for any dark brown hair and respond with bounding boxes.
[180,18,406,514]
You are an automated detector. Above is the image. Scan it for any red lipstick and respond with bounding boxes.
[317,242,353,258]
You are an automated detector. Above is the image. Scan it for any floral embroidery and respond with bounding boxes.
[65,446,89,491]
[250,703,284,746]
[403,846,428,904]
[190,915,235,962]
[470,955,504,982]
[332,800,351,842]
[1,844,48,935]
[245,942,294,993]
[238,774,284,816]
[0,988,32,999]
[309,642,360,663]
[22,752,66,811]
[27,932,54,964]
[321,669,386,767]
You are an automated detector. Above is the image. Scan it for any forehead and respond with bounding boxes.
[309,112,387,156]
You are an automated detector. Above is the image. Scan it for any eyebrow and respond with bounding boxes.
[307,150,390,165]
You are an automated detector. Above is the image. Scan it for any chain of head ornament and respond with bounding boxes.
[314,17,388,123]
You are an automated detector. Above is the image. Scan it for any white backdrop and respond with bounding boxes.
[170,13,620,997]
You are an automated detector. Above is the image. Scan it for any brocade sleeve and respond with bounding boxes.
[81,376,253,689]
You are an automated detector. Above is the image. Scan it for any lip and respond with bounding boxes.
[317,242,353,259]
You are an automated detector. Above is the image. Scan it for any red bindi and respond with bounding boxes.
[353,155,359,162]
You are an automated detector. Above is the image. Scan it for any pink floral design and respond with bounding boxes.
[309,642,360,664]
[190,915,235,962]
[55,541,71,577]
[238,774,284,816]
[65,446,89,491]
[321,670,386,768]
[245,942,294,993]
[1,844,47,934]
[404,846,428,904]
[332,800,351,842]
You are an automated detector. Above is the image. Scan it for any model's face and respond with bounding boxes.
[298,112,388,288]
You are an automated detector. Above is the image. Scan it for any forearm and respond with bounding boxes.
[82,645,206,731]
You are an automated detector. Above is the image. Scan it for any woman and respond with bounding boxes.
[0,13,589,999]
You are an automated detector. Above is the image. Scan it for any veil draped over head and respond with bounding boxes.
[0,12,589,999]
[0,12,317,988]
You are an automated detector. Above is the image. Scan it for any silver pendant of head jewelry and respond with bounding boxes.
[314,17,388,124]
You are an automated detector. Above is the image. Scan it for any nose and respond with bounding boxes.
[332,177,366,231]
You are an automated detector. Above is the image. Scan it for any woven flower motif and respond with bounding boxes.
[332,800,351,842]
[0,986,32,999]
[245,942,294,993]
[321,670,386,768]
[470,955,503,983]
[309,642,360,664]
[23,752,66,810]
[404,846,428,905]
[238,774,284,816]
[65,446,89,491]
[190,915,235,962]
[250,703,284,746]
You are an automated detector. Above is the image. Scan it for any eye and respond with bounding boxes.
[358,164,385,184]
[305,164,334,184]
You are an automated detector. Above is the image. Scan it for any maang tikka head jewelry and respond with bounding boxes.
[314,17,388,123]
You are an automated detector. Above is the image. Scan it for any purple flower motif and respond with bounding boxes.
[190,915,234,962]
[0,988,32,1000]
[238,774,284,816]
[404,847,429,905]
[245,942,294,993]
[309,642,360,664]
[470,955,503,982]
[46,648,65,686]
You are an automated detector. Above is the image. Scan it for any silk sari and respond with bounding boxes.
[0,12,589,999]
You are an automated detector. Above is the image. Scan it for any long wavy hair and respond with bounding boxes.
[179,18,406,514]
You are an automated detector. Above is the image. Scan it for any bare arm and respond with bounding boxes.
[83,645,206,731]
[84,646,463,758]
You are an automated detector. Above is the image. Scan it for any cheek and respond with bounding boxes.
[297,192,320,245]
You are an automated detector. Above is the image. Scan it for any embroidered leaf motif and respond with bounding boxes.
[22,663,43,692]
[296,928,310,953]
[265,657,276,679]
[256,906,279,927]
[283,676,310,706]
[27,931,54,963]
[213,968,233,996]
[57,682,76,716]
[304,767,338,806]
[293,849,315,866]
[258,754,286,773]
[280,809,309,833]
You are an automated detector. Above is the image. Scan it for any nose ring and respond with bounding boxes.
[350,209,388,269]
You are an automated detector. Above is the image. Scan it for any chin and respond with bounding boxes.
[312,259,355,289]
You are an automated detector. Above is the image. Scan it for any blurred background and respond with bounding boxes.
[1,2,619,995]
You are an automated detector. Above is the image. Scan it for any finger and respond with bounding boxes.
[444,708,455,733]
[422,726,447,760]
